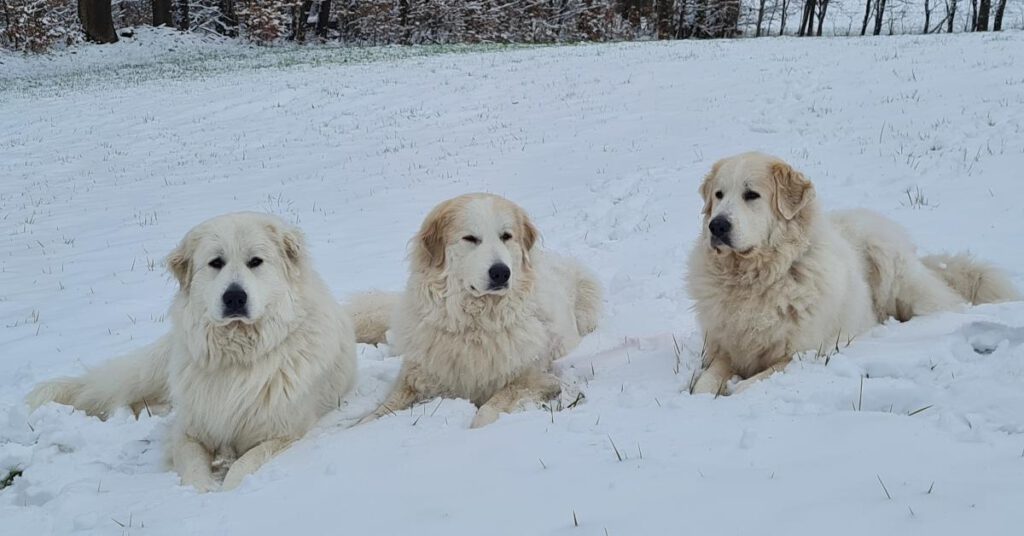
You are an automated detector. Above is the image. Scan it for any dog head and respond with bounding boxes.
[698,152,815,255]
[166,212,306,326]
[412,193,538,298]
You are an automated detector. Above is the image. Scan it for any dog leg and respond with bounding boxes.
[691,354,732,396]
[355,369,422,425]
[471,367,562,429]
[730,358,791,395]
[221,438,292,491]
[172,435,218,493]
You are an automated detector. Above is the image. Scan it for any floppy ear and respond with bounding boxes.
[517,206,540,265]
[771,161,815,220]
[166,232,196,292]
[413,201,455,270]
[269,222,307,277]
[698,160,723,216]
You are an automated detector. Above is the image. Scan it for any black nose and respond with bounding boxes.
[709,216,732,238]
[222,284,248,315]
[488,263,511,287]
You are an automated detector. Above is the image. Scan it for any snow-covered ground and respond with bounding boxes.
[3,29,1024,535]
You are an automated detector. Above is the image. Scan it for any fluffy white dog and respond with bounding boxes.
[27,212,357,491]
[350,193,602,428]
[687,152,1020,395]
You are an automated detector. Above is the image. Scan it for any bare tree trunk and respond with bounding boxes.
[293,0,313,40]
[923,0,931,32]
[657,0,674,38]
[755,0,767,35]
[798,0,814,35]
[152,0,172,26]
[178,0,189,30]
[873,0,887,34]
[79,0,118,42]
[975,0,990,29]
[316,0,331,37]
[860,0,871,34]
[993,0,1006,29]
[970,0,977,30]
[815,0,829,34]
[946,0,956,31]
[779,0,790,34]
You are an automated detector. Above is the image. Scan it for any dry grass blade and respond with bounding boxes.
[608,435,623,462]
[877,474,893,500]
[908,405,933,416]
[857,376,864,411]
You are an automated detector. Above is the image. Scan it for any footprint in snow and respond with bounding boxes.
[961,321,1024,355]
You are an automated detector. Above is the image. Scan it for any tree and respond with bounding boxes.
[814,0,829,35]
[946,0,956,32]
[923,0,931,32]
[755,0,767,36]
[779,0,791,34]
[993,0,1007,29]
[178,0,188,30]
[656,0,674,38]
[153,0,172,25]
[316,0,330,36]
[860,0,871,34]
[79,0,118,42]
[872,0,887,34]
[975,0,989,29]
[798,0,814,36]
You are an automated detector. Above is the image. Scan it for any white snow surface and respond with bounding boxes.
[3,29,1024,535]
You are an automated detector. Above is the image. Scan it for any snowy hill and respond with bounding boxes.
[2,29,1024,535]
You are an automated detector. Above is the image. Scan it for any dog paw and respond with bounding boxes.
[690,372,728,396]
[470,406,500,429]
[181,474,219,493]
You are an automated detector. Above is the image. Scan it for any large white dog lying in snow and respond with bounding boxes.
[688,152,1020,395]
[350,193,602,428]
[27,212,357,491]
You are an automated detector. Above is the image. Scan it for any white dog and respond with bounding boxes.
[26,212,357,491]
[350,193,602,428]
[687,152,1020,395]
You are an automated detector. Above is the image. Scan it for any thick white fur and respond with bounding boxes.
[688,152,1019,395]
[351,193,602,428]
[26,212,357,492]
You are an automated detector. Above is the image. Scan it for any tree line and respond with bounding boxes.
[1,0,1018,52]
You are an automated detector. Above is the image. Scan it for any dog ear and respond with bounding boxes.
[519,208,539,253]
[413,200,456,270]
[269,222,307,277]
[517,205,540,267]
[771,161,815,220]
[698,160,723,216]
[166,232,196,292]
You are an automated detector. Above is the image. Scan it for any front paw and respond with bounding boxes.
[691,372,727,396]
[221,467,247,491]
[182,474,219,493]
[470,406,500,429]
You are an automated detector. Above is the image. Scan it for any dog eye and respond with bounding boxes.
[208,258,225,269]
[743,191,761,201]
[500,232,512,242]
[247,257,263,268]
[462,235,480,245]
[715,191,724,200]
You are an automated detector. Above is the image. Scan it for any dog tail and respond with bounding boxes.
[345,291,400,345]
[572,263,603,336]
[26,335,172,420]
[922,253,1021,305]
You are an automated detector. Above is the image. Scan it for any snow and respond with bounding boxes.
[3,29,1024,535]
